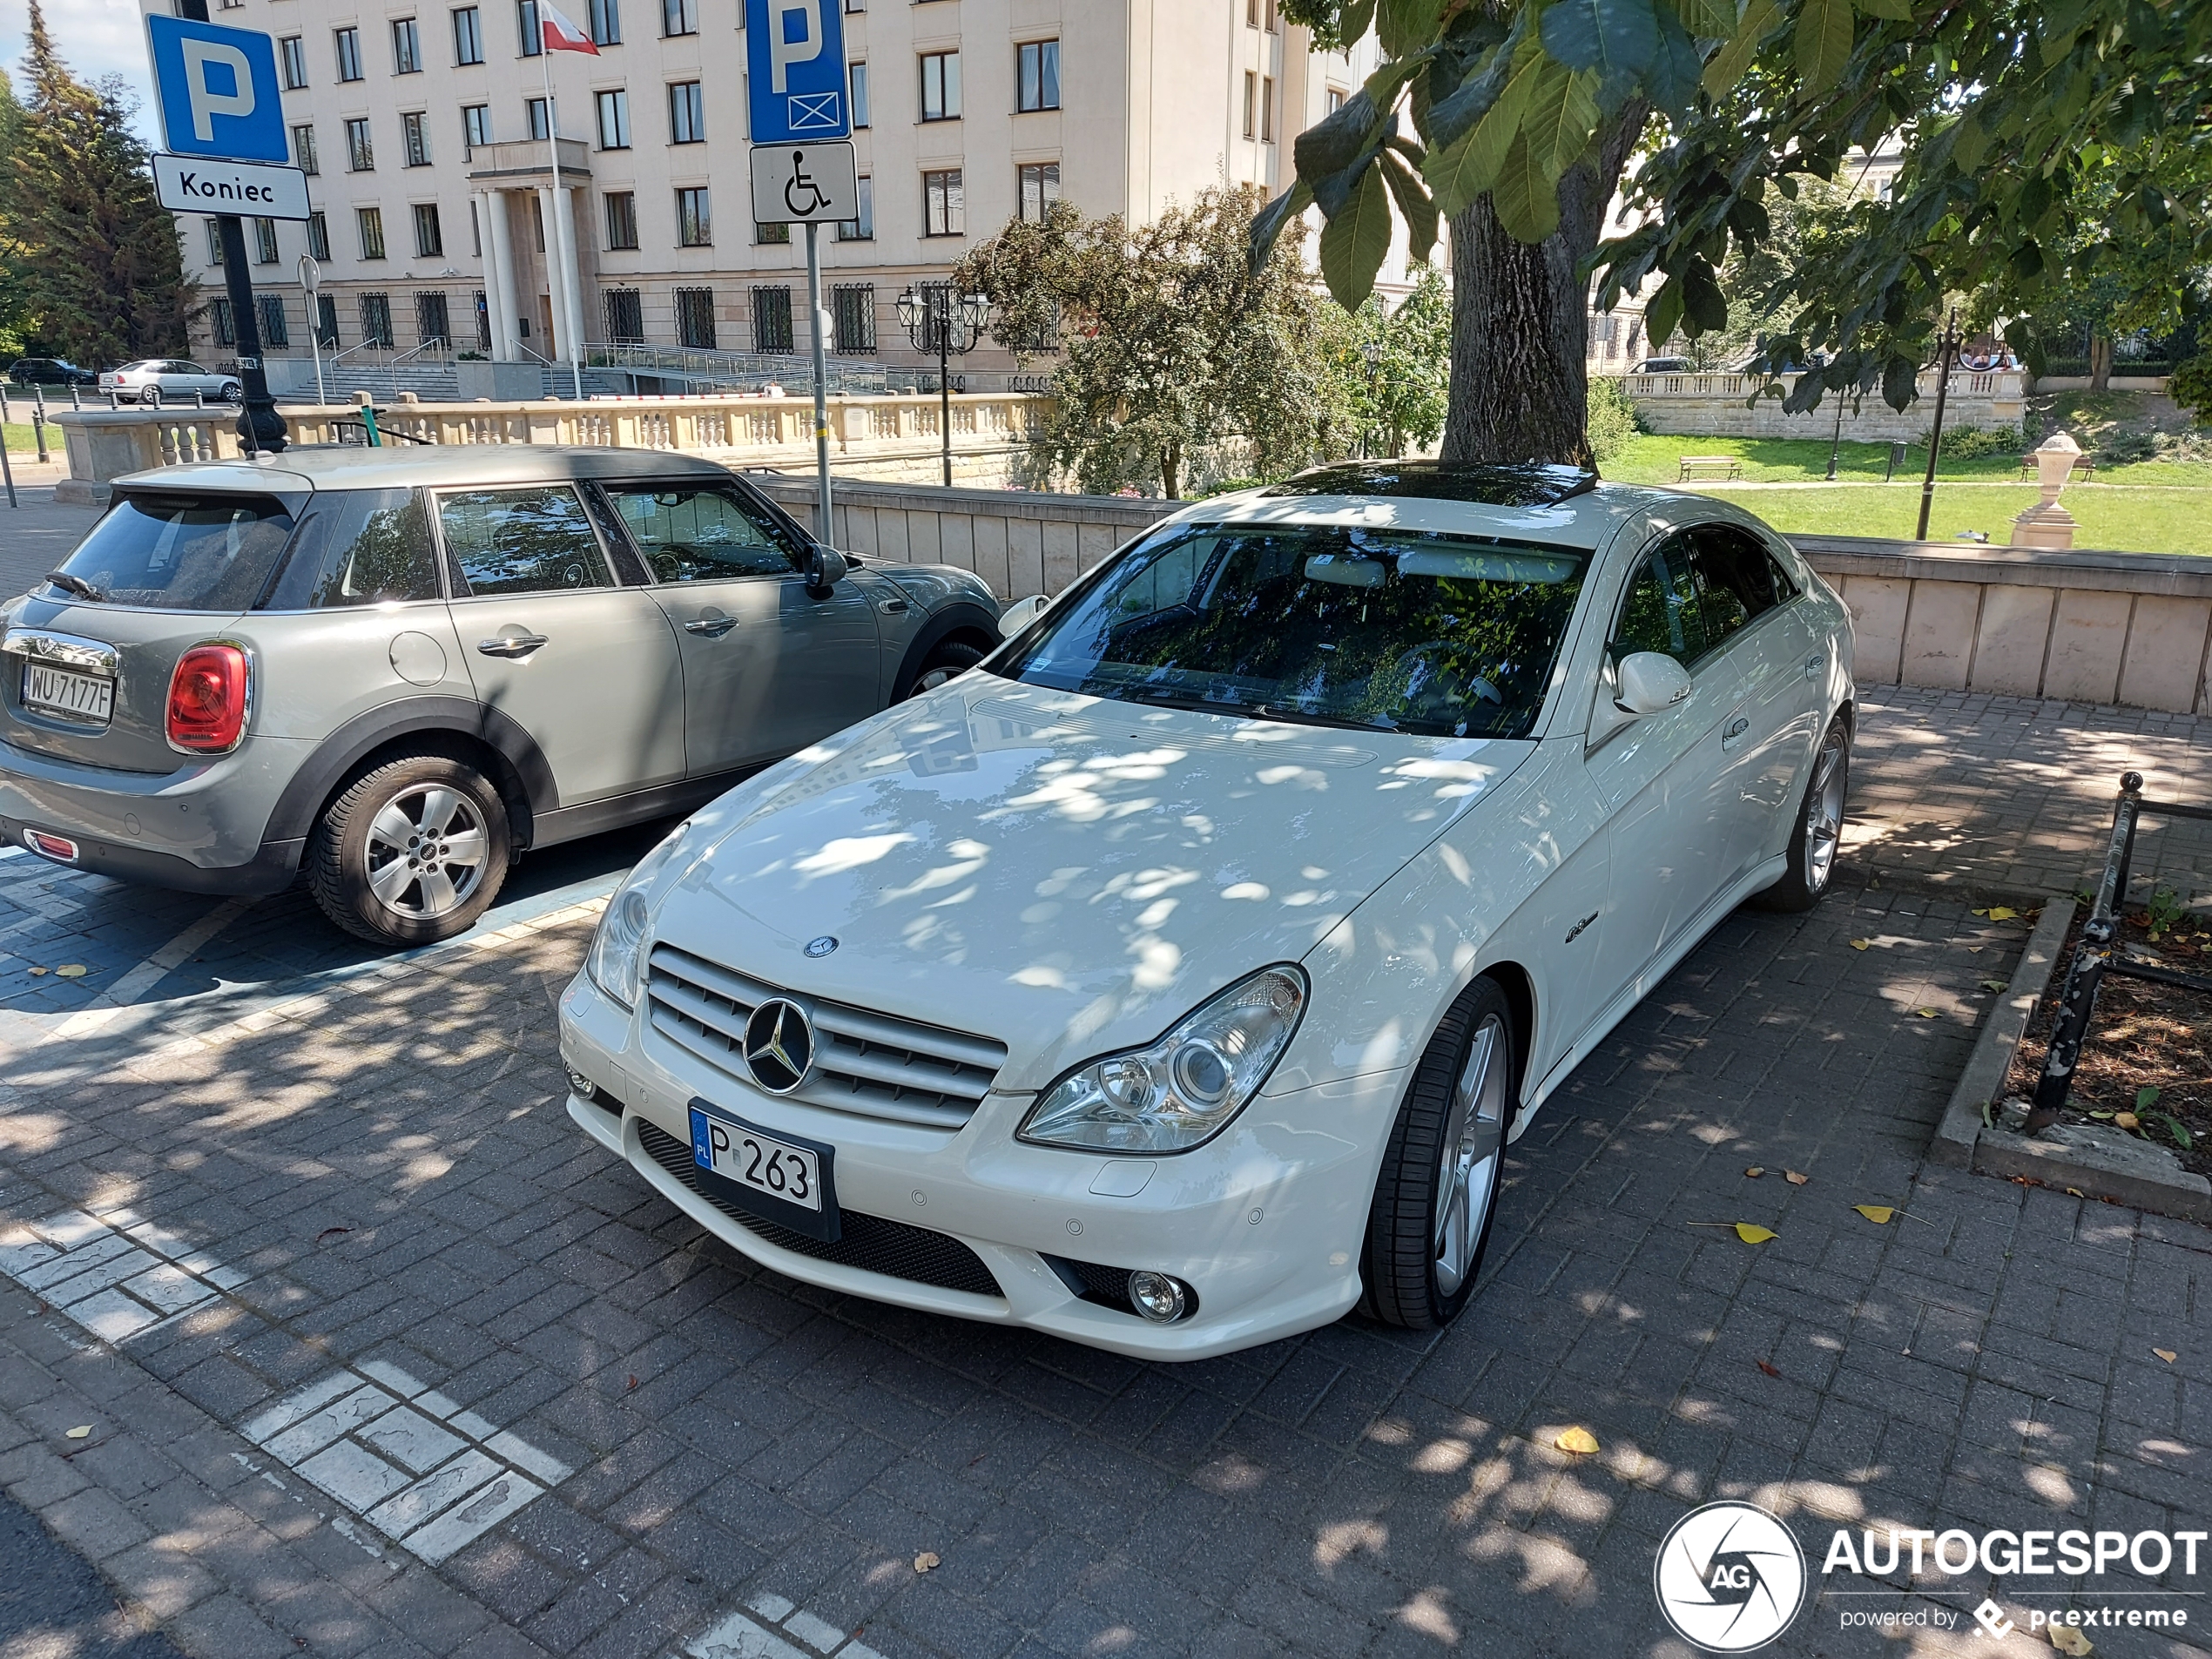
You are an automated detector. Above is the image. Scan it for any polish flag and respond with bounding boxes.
[540,1,599,53]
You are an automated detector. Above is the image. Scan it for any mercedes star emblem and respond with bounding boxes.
[741,998,816,1095]
[804,935,840,958]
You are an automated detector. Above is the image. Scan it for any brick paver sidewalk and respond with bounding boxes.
[1,685,2209,1659]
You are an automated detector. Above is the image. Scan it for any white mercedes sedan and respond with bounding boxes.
[558,462,1855,1360]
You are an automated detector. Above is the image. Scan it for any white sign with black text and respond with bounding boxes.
[152,152,311,220]
[747,141,860,225]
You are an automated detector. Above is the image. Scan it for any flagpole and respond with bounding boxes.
[542,33,583,400]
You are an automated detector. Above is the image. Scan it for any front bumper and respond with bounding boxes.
[558,968,1398,1361]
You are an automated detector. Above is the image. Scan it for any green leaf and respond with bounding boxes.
[1794,0,1855,92]
[1951,114,1990,172]
[1377,149,1440,266]
[1338,0,1382,46]
[1644,273,1686,346]
[1423,37,1545,217]
[1672,0,1738,36]
[1318,165,1395,307]
[1492,125,1562,241]
[2160,1115,2194,1152]
[1248,179,1316,275]
[2138,1085,2163,1111]
[1295,90,1385,206]
[1425,17,1526,150]
[1379,0,1447,57]
[1852,0,1912,17]
[1540,0,1660,78]
[1683,257,1729,331]
[1702,0,1775,95]
[1644,4,1704,113]
[1521,62,1602,182]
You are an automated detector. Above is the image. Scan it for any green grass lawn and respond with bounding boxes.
[1693,483,2212,555]
[3,421,52,455]
[1602,432,2212,489]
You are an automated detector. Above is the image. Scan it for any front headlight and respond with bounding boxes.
[585,827,688,1009]
[1018,966,1308,1153]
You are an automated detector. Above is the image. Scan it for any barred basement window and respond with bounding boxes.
[676,287,717,348]
[314,294,339,347]
[360,293,395,349]
[415,292,450,346]
[604,288,644,342]
[257,294,290,347]
[751,286,792,354]
[830,285,874,354]
[211,298,234,346]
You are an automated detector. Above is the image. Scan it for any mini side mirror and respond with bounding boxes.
[1615,651,1693,716]
[806,545,848,593]
[997,594,1049,638]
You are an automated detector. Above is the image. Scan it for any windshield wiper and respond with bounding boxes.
[44,571,106,604]
[1247,705,1399,734]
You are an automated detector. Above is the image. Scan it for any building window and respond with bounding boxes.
[588,0,620,44]
[402,111,431,165]
[755,219,790,244]
[253,217,280,263]
[293,124,318,174]
[676,185,711,246]
[314,293,339,346]
[415,292,450,346]
[1242,71,1256,138]
[604,289,644,341]
[211,297,233,346]
[360,293,395,348]
[358,206,388,260]
[751,287,791,353]
[257,294,290,347]
[306,211,330,261]
[1326,85,1346,113]
[454,7,484,64]
[525,97,550,139]
[462,104,492,154]
[1265,0,1278,29]
[844,0,861,10]
[1246,0,1258,24]
[392,18,422,72]
[668,81,704,143]
[1018,160,1059,221]
[848,62,868,128]
[346,118,374,171]
[678,287,717,348]
[334,27,364,80]
[1261,76,1275,142]
[413,203,443,257]
[596,89,630,148]
[836,174,873,240]
[1016,40,1058,111]
[517,0,542,54]
[280,35,308,88]
[661,0,696,36]
[205,219,225,265]
[830,285,874,354]
[920,51,960,121]
[922,168,963,237]
[473,291,491,349]
[604,191,637,247]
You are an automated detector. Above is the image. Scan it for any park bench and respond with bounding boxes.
[1677,455,1743,482]
[2017,454,2096,482]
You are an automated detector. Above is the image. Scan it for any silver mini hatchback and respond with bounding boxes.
[0,447,1001,944]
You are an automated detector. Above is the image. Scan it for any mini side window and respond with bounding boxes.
[604,484,799,582]
[439,486,614,596]
[260,489,441,608]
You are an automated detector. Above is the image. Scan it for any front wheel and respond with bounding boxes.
[1754,713,1850,913]
[900,638,987,699]
[219,381,242,404]
[141,386,162,409]
[1359,976,1519,1330]
[309,752,512,946]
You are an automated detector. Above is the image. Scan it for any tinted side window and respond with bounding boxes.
[1687,526,1782,651]
[439,487,612,596]
[1611,535,1708,665]
[261,489,440,609]
[605,485,797,581]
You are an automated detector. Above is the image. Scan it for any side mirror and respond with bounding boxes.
[805,545,847,593]
[997,594,1049,638]
[1615,651,1693,716]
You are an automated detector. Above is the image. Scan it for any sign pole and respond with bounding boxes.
[543,51,583,401]
[806,221,833,543]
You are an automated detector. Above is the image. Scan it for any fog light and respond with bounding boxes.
[1128,1271,1188,1324]
[566,1068,597,1099]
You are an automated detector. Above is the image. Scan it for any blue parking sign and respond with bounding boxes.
[744,0,849,143]
[146,16,288,163]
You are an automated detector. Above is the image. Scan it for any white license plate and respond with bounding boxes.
[691,1110,823,1213]
[22,663,114,725]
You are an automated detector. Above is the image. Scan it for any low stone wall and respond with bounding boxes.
[1622,368,2026,442]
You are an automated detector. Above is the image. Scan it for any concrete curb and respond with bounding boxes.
[1931,894,2212,1222]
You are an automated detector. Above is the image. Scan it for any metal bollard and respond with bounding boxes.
[31,386,48,463]
[194,389,206,410]
[2024,771,2143,1133]
[69,383,81,411]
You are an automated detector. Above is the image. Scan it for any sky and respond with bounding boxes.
[0,0,158,138]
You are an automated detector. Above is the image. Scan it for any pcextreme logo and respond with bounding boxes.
[1654,1502,1810,1651]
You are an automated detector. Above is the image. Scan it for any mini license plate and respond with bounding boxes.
[688,1103,840,1241]
[22,663,114,725]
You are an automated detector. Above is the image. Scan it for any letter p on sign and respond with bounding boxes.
[180,37,254,140]
[145,17,289,161]
[768,0,819,91]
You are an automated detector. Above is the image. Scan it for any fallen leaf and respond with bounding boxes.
[1554,1426,1600,1454]
[1915,1008,1939,1018]
[1967,945,1985,953]
[1973,906,2020,922]
[1981,980,2009,992]
[914,1552,941,1573]
[2088,1111,2114,1120]
[1734,1223,1777,1244]
[1853,1205,1895,1224]
[54,964,87,979]
[65,1426,91,1440]
[626,1375,638,1390]
[1784,1171,1810,1186]
[314,1226,350,1244]
[26,966,48,976]
[2050,1626,2094,1656]
[2114,1112,2141,1130]
[2155,1348,2177,1364]
[1757,1359,1781,1378]
[1849,938,1871,951]
[2066,1188,2085,1197]
[1744,1166,1765,1178]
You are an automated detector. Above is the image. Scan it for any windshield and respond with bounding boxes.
[993,522,1590,738]
[50,493,298,610]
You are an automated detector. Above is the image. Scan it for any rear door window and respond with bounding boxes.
[437,486,614,596]
[603,484,799,582]
[1686,525,1785,651]
[50,493,299,611]
[260,489,441,609]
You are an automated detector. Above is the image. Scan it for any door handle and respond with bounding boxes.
[1804,653,1824,680]
[476,633,549,658]
[684,616,738,637]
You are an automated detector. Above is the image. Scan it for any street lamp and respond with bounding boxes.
[1915,308,1964,542]
[896,284,992,488]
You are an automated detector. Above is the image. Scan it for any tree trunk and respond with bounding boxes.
[1440,105,1647,468]
[2088,333,2113,393]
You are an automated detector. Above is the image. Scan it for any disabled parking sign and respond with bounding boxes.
[743,0,850,143]
[145,15,289,162]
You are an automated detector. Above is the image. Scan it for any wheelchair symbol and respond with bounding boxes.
[784,150,830,216]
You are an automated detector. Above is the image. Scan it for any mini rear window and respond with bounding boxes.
[260,489,442,609]
[51,493,298,611]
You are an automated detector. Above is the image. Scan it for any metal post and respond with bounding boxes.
[938,316,952,489]
[32,386,48,462]
[1915,309,1958,541]
[0,419,16,509]
[805,220,833,543]
[68,383,80,412]
[543,52,583,401]
[1825,393,1844,481]
[2024,771,2144,1133]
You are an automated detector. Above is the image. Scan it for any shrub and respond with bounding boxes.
[2098,429,2159,465]
[1587,376,1643,466]
[2171,354,2212,428]
[1942,424,2027,458]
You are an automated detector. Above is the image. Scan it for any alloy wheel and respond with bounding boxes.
[364,784,490,921]
[1804,731,1848,892]
[1434,1012,1509,1297]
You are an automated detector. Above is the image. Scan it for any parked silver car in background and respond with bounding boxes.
[98,360,243,408]
[0,447,1001,944]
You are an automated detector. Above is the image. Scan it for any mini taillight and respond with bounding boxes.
[166,644,249,752]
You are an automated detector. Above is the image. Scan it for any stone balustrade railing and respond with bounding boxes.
[1619,368,2027,443]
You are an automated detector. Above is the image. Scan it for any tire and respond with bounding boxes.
[900,638,988,698]
[1753,712,1851,913]
[219,381,242,404]
[308,752,511,947]
[1358,975,1519,1330]
[141,386,161,410]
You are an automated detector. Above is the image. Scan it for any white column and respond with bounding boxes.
[552,184,586,372]
[484,191,521,361]
[537,185,571,365]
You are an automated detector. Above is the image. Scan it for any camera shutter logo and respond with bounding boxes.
[1653,1501,1807,1651]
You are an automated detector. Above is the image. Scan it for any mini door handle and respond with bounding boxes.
[1804,653,1824,679]
[1724,716,1750,740]
[684,617,738,637]
[476,633,549,658]
[879,597,909,615]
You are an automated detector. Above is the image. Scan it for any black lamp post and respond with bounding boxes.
[1359,339,1383,457]
[1915,309,1963,541]
[895,284,991,488]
